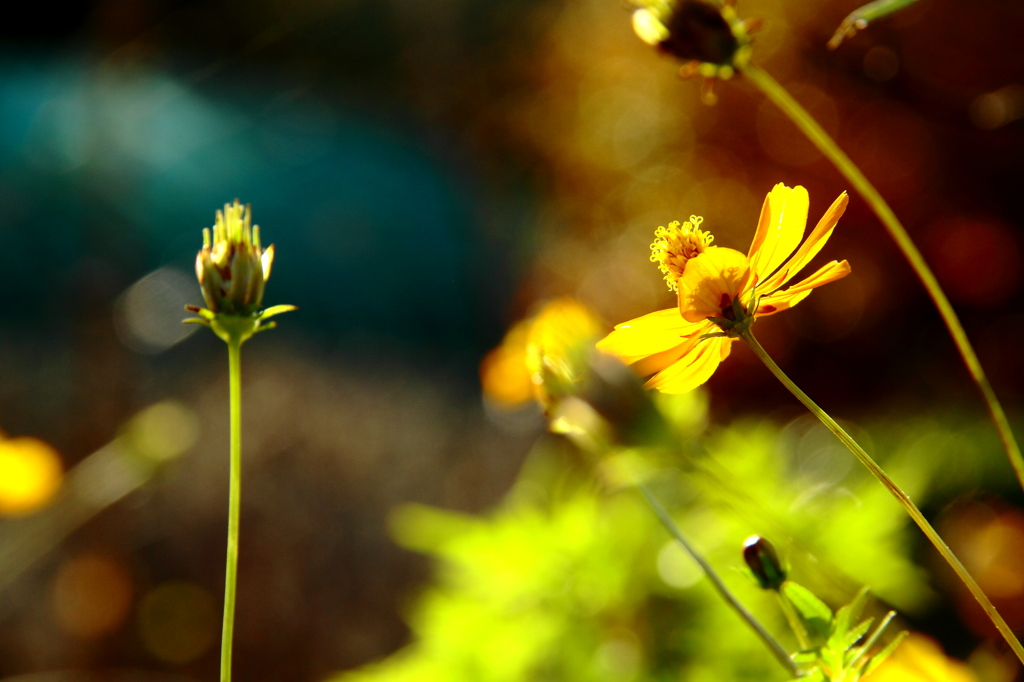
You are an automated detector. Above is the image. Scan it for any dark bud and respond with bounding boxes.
[743,535,786,591]
[659,1,740,66]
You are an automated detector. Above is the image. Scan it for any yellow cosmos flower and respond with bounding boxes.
[598,183,850,394]
[481,298,603,410]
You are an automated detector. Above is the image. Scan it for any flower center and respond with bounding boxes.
[650,215,713,291]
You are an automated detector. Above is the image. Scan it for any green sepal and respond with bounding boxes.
[183,317,211,327]
[184,305,216,320]
[828,586,870,651]
[258,304,298,320]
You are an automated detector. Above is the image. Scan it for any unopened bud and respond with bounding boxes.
[185,200,295,344]
[743,535,786,591]
[195,200,273,316]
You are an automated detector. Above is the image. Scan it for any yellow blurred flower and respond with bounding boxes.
[865,634,978,682]
[481,299,603,410]
[598,183,850,394]
[0,435,63,516]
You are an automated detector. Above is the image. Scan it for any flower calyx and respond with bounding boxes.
[704,288,757,338]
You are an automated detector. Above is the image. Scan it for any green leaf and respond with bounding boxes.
[829,587,870,649]
[783,582,833,640]
[863,630,908,677]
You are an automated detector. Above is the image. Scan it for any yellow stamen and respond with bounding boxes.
[650,215,714,291]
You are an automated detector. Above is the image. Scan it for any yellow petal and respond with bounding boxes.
[760,192,848,294]
[597,308,704,364]
[480,319,533,406]
[747,184,809,282]
[677,247,754,323]
[645,336,734,394]
[756,260,851,316]
[630,332,706,377]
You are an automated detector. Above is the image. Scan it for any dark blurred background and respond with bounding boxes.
[0,0,1023,679]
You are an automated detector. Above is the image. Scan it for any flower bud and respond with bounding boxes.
[743,535,786,591]
[195,200,274,316]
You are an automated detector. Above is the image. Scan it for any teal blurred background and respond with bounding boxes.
[1,0,1023,679]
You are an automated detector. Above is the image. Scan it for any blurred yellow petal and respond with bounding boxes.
[629,333,705,377]
[677,247,754,323]
[0,437,63,517]
[482,298,603,410]
[756,260,851,316]
[645,336,734,394]
[480,320,534,407]
[597,308,704,364]
[747,183,809,282]
[760,192,849,294]
[865,634,977,682]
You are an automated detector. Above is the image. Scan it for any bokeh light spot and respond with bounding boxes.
[863,46,900,82]
[51,553,133,639]
[122,401,199,463]
[114,267,203,354]
[0,436,63,517]
[138,581,218,664]
[969,85,1024,130]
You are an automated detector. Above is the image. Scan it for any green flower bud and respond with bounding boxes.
[185,200,295,345]
[743,535,786,591]
[195,200,273,316]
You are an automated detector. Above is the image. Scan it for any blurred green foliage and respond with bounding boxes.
[334,389,1018,681]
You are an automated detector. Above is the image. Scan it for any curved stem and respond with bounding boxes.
[221,338,243,682]
[741,330,1024,664]
[741,63,1024,494]
[636,482,800,676]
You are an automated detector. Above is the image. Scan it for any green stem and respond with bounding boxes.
[636,482,799,676]
[775,591,811,652]
[221,338,243,682]
[741,63,1024,494]
[741,330,1024,665]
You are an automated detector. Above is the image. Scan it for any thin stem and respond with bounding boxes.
[636,482,800,677]
[775,592,811,652]
[741,330,1024,665]
[221,338,243,682]
[741,63,1024,494]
